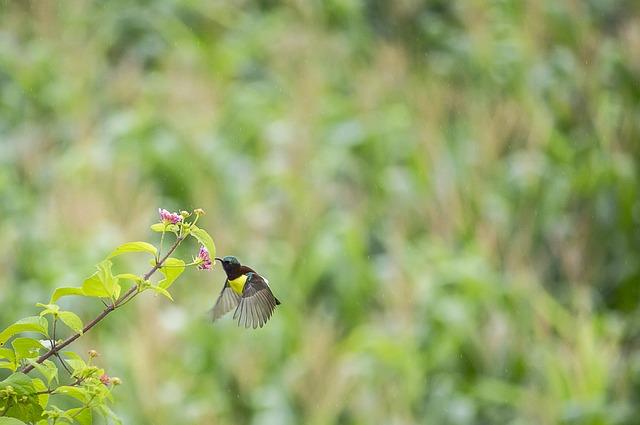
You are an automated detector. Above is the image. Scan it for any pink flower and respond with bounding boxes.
[100,374,111,386]
[158,208,182,224]
[197,245,212,270]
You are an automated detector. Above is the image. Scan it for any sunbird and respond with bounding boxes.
[212,256,280,328]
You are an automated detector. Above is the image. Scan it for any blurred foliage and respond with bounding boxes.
[1,0,639,424]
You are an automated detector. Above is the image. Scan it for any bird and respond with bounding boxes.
[212,256,280,328]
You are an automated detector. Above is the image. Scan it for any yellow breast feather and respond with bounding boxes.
[228,274,248,295]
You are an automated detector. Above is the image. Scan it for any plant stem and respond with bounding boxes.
[159,230,166,261]
[21,237,184,374]
[49,318,74,375]
[70,393,97,420]
[50,318,57,350]
[33,378,82,396]
[55,352,73,375]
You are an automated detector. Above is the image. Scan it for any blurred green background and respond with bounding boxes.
[1,0,639,424]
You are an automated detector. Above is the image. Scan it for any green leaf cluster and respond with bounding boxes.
[0,373,45,423]
[0,351,120,424]
[0,212,216,424]
[50,261,121,305]
[0,318,49,374]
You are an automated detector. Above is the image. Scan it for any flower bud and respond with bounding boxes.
[111,377,122,386]
[180,210,191,218]
[88,349,99,358]
[99,374,111,386]
[194,208,205,216]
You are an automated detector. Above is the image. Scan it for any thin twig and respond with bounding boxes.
[49,318,73,375]
[113,290,138,309]
[33,377,83,396]
[20,237,184,374]
[50,318,57,353]
[70,393,97,419]
[55,352,73,375]
[159,230,166,261]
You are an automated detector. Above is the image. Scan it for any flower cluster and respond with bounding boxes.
[197,245,212,270]
[158,208,182,224]
[99,373,121,386]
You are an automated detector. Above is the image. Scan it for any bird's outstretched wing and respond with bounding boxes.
[233,273,280,329]
[211,279,241,321]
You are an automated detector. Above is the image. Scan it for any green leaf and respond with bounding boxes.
[60,352,86,373]
[0,373,35,394]
[113,279,122,299]
[0,316,49,346]
[82,260,119,300]
[81,273,109,298]
[0,374,42,422]
[0,361,16,371]
[102,384,114,403]
[0,360,18,372]
[65,407,92,425]
[108,241,158,259]
[0,348,15,362]
[150,223,164,232]
[115,273,141,283]
[158,258,185,290]
[96,260,117,295]
[50,287,85,303]
[27,359,58,386]
[149,286,174,301]
[0,347,16,371]
[96,405,122,425]
[150,223,178,233]
[36,303,60,317]
[31,378,49,409]
[7,403,43,423]
[58,312,84,334]
[0,418,29,425]
[0,347,16,372]
[54,386,88,403]
[190,225,216,260]
[12,338,45,362]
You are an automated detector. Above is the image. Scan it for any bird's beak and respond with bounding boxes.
[214,257,223,263]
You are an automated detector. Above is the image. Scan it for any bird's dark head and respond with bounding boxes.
[215,256,241,275]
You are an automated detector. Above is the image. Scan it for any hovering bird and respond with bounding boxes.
[212,256,280,328]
